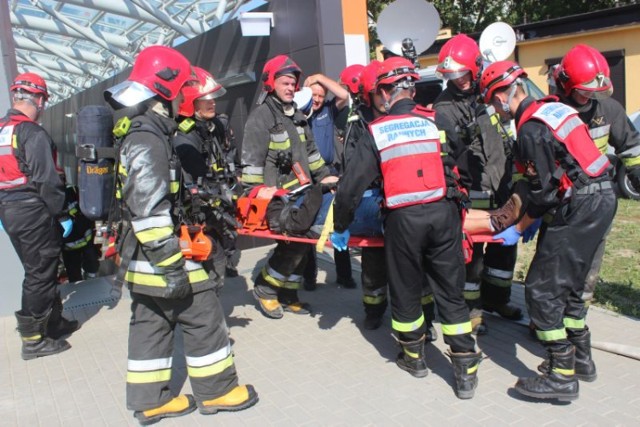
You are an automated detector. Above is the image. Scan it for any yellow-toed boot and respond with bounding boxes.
[199,385,259,415]
[133,395,197,425]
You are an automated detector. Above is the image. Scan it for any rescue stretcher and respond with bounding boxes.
[237,228,496,247]
[234,186,504,263]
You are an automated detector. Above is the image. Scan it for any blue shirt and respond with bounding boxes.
[309,99,341,166]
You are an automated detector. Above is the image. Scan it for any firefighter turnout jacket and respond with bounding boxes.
[564,96,640,172]
[434,82,511,206]
[514,96,612,219]
[117,108,210,297]
[0,109,65,215]
[334,99,463,232]
[174,116,229,183]
[241,95,331,190]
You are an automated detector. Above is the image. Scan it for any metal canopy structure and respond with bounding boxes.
[6,0,250,105]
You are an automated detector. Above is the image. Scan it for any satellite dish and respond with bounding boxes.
[377,0,440,64]
[479,22,516,63]
[293,87,313,114]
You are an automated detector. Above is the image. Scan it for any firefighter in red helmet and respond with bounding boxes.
[552,44,640,315]
[337,61,390,330]
[0,71,78,361]
[173,66,238,292]
[480,60,616,401]
[104,46,257,424]
[333,57,482,400]
[241,54,337,319]
[434,34,523,335]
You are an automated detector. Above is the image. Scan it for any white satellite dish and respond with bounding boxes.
[377,0,440,61]
[479,22,516,63]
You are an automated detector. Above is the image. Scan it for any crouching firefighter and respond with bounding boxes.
[103,46,258,424]
[173,66,235,294]
[241,54,337,319]
[332,57,482,399]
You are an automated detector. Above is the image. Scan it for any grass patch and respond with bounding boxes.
[514,199,640,318]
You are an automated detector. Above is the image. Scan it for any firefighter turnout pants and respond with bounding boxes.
[362,247,388,317]
[526,189,617,352]
[126,289,238,411]
[385,200,475,353]
[0,199,62,317]
[581,222,613,304]
[255,241,308,300]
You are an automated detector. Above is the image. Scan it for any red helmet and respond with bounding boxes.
[436,34,481,81]
[557,44,612,99]
[178,66,226,117]
[479,60,527,104]
[11,72,49,100]
[359,60,382,107]
[261,55,302,93]
[339,64,365,96]
[105,45,195,107]
[375,57,419,89]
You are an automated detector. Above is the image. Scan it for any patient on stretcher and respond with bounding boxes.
[237,182,524,240]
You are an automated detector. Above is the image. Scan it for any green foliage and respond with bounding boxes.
[515,199,640,318]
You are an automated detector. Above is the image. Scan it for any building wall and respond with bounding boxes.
[40,0,350,183]
[516,24,640,113]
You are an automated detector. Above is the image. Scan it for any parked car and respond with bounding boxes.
[607,109,640,200]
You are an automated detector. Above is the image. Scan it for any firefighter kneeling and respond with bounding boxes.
[332,57,482,399]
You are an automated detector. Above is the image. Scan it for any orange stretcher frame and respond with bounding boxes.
[237,228,498,247]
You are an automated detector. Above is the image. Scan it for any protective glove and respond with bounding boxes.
[162,266,192,300]
[331,229,350,252]
[59,218,73,238]
[522,218,542,243]
[492,225,521,246]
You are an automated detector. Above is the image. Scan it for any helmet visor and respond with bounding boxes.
[435,56,471,80]
[105,80,156,107]
[573,74,613,100]
[435,69,470,80]
[574,86,613,100]
[197,86,227,101]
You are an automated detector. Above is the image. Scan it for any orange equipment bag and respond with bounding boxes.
[179,224,213,261]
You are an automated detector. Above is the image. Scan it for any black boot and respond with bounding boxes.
[516,347,579,401]
[47,296,80,339]
[538,330,597,382]
[363,302,386,330]
[16,310,71,360]
[396,335,428,378]
[422,302,438,342]
[447,350,482,399]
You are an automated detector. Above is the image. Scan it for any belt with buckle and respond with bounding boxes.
[575,181,612,195]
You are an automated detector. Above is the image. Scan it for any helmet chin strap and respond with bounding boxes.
[501,84,518,114]
[383,85,404,112]
[14,92,44,114]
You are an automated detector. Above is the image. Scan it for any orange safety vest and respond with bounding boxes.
[517,97,610,193]
[0,114,34,190]
[369,106,446,209]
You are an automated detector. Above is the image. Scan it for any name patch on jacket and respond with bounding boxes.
[371,117,439,151]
